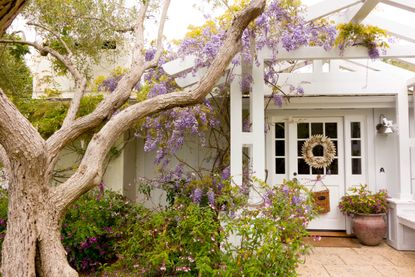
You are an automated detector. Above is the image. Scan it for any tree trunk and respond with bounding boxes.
[1,162,77,277]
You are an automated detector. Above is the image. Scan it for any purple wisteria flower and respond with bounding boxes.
[207,189,215,206]
[192,188,203,204]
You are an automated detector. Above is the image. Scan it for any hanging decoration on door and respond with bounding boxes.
[302,135,336,168]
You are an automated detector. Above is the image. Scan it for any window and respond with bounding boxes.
[275,122,286,174]
[297,122,338,175]
[351,122,362,175]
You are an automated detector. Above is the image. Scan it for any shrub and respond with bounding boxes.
[110,178,316,276]
[219,179,317,276]
[61,186,146,273]
[338,184,389,216]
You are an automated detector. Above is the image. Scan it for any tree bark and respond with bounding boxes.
[0,0,266,276]
[0,0,27,36]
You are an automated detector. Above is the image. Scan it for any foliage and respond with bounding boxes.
[338,184,389,216]
[0,187,144,273]
[61,186,144,272]
[14,95,103,139]
[220,179,316,276]
[109,178,315,276]
[110,202,223,276]
[24,0,133,76]
[0,189,7,247]
[335,22,389,59]
[0,35,33,102]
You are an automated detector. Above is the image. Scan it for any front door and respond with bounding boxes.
[271,117,346,230]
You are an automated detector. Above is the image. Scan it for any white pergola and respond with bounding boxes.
[163,0,415,250]
[164,0,415,203]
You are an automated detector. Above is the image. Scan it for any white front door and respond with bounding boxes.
[271,117,346,230]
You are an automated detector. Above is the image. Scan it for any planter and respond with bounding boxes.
[352,213,387,246]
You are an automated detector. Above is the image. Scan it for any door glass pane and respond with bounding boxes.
[312,167,324,175]
[351,122,361,138]
[332,140,338,157]
[325,123,337,138]
[297,140,305,156]
[351,140,361,156]
[352,158,362,174]
[297,123,309,139]
[275,123,285,138]
[311,123,323,135]
[275,140,285,156]
[326,159,338,175]
[312,144,324,156]
[275,158,285,174]
[298,159,310,174]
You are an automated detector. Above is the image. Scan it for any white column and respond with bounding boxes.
[396,87,412,199]
[230,59,243,186]
[249,54,265,204]
[313,60,323,73]
[251,53,265,181]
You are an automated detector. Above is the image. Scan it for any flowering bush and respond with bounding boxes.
[220,179,317,276]
[109,178,316,276]
[61,186,145,273]
[338,185,389,216]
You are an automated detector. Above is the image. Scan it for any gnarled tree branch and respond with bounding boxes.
[0,88,45,167]
[44,0,166,174]
[145,0,171,68]
[0,0,27,36]
[52,0,266,215]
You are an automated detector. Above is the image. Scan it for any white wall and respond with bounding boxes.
[136,134,224,208]
[373,108,400,196]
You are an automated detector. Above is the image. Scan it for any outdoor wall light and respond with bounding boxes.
[376,114,394,134]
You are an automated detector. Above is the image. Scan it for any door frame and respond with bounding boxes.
[265,109,373,230]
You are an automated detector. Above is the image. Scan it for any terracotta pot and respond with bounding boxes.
[352,213,387,246]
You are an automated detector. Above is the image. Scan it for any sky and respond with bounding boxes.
[10,0,413,44]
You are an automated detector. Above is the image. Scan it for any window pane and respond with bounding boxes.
[311,123,323,135]
[351,140,361,156]
[312,144,324,156]
[275,122,285,138]
[275,158,285,174]
[297,140,305,156]
[333,140,338,157]
[297,123,309,139]
[312,167,324,175]
[275,140,285,156]
[352,158,362,175]
[298,159,310,174]
[351,122,361,138]
[327,159,338,175]
[325,123,337,138]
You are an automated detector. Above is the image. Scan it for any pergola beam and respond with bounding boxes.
[263,45,415,61]
[270,72,404,95]
[381,0,415,13]
[305,0,363,21]
[364,15,415,43]
[350,0,381,23]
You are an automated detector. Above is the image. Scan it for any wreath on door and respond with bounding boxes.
[302,135,336,168]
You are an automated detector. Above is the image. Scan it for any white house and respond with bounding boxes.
[31,0,415,250]
[160,0,415,251]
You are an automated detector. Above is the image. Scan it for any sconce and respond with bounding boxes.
[376,114,394,134]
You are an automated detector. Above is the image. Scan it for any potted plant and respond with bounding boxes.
[338,185,389,246]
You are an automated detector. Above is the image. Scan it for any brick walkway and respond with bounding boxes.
[298,242,415,277]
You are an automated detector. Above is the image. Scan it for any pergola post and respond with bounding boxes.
[230,54,265,204]
[396,86,412,199]
[230,59,243,187]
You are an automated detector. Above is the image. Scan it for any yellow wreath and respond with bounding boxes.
[302,135,336,169]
